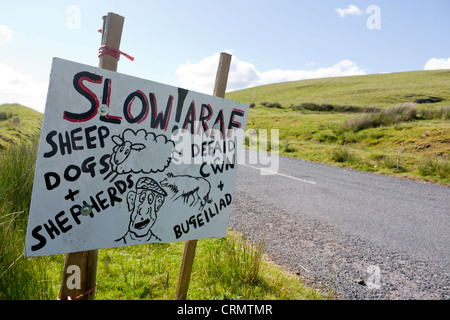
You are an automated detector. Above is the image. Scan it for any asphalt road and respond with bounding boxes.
[228,148,449,299]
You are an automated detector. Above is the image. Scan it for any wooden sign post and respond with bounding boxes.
[175,52,232,300]
[58,12,125,300]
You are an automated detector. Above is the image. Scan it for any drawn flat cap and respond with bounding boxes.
[135,177,167,196]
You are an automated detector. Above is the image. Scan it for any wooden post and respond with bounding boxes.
[175,52,232,300]
[98,13,125,71]
[58,12,125,300]
[174,240,198,300]
[213,52,232,98]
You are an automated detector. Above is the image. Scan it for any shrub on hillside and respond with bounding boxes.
[261,102,282,109]
[331,147,354,163]
[418,156,450,179]
[418,106,450,120]
[341,103,418,132]
[289,102,380,113]
[0,111,13,121]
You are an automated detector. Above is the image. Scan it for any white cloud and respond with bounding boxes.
[0,63,48,113]
[336,5,362,17]
[0,25,13,46]
[424,57,450,70]
[176,54,365,94]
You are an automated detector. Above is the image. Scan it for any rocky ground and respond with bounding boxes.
[229,192,449,300]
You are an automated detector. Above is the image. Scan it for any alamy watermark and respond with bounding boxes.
[337,4,381,30]
[366,5,381,30]
[366,265,381,289]
[66,5,81,30]
[65,264,81,290]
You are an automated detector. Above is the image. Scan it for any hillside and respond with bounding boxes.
[227,69,450,109]
[226,70,450,185]
[1,69,449,184]
[0,104,43,150]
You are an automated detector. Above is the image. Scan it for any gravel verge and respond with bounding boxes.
[229,191,449,300]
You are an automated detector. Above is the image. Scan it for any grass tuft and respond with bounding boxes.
[331,147,354,163]
[418,155,450,179]
[341,103,418,132]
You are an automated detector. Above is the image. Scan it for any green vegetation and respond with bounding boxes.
[0,135,53,299]
[3,66,449,299]
[0,104,43,150]
[0,116,325,300]
[227,70,450,185]
[227,70,450,109]
[95,231,326,300]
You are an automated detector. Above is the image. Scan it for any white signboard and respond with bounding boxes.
[24,58,248,257]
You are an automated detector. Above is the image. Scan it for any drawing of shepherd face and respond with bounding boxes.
[120,177,167,242]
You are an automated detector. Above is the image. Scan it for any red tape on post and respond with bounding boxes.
[57,283,98,300]
[98,45,135,61]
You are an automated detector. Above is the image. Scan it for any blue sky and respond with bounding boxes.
[1,0,450,113]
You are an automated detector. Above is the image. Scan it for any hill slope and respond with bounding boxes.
[0,104,43,150]
[226,70,450,185]
[226,69,450,109]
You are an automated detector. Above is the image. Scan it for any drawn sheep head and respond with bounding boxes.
[159,172,174,187]
[111,135,145,166]
[159,173,178,194]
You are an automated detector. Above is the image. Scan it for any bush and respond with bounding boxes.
[0,111,13,121]
[282,142,296,153]
[341,103,418,132]
[418,156,450,179]
[331,147,354,163]
[440,106,450,120]
[260,102,282,109]
[315,130,338,143]
[289,102,380,113]
[383,156,406,173]
[419,106,450,120]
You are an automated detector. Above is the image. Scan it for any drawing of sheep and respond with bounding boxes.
[104,129,175,182]
[160,173,213,210]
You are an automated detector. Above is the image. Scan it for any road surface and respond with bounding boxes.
[228,148,449,299]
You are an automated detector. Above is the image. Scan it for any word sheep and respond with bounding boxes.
[104,129,175,182]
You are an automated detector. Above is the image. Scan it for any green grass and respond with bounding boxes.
[418,155,450,179]
[0,104,43,150]
[227,70,450,185]
[227,69,450,109]
[4,66,450,299]
[0,135,56,299]
[0,129,326,300]
[95,231,326,300]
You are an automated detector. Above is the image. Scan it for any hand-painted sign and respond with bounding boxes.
[24,58,248,257]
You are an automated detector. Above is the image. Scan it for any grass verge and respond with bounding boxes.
[227,70,450,185]
[238,102,450,185]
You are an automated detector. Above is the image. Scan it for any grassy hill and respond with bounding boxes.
[227,69,450,109]
[0,103,43,150]
[226,70,450,185]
